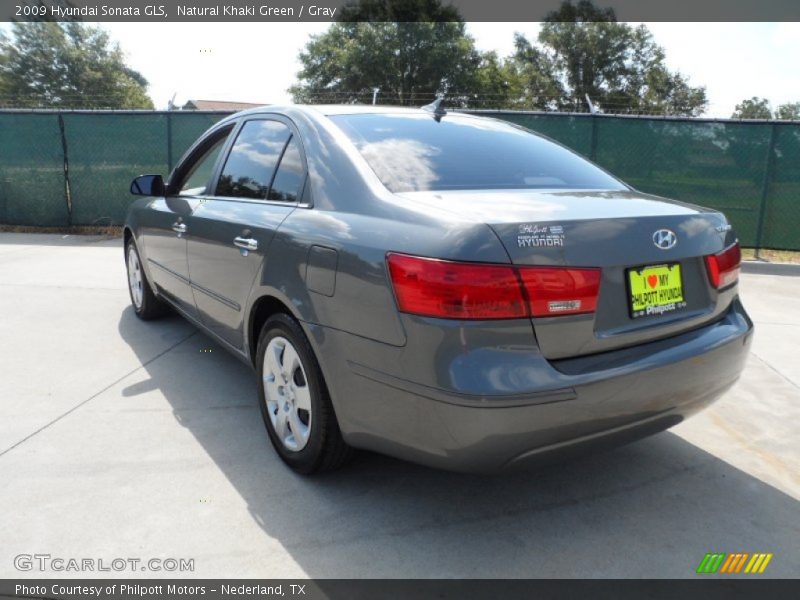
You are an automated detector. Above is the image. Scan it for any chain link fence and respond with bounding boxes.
[0,109,798,250]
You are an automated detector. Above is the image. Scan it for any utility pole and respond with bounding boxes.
[372,88,379,105]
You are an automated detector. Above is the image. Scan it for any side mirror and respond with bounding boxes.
[130,174,165,197]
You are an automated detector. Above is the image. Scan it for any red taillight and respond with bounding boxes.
[705,242,741,289]
[386,253,527,319]
[518,267,601,316]
[386,253,600,320]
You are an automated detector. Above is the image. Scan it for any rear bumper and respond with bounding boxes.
[308,299,753,472]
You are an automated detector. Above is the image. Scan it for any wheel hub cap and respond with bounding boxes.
[263,336,312,452]
[127,246,144,309]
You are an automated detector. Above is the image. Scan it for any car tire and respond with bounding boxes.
[125,238,169,320]
[256,313,353,474]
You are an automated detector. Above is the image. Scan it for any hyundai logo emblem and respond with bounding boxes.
[653,229,677,250]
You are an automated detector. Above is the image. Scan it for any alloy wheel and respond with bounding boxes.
[263,336,312,451]
[127,245,144,309]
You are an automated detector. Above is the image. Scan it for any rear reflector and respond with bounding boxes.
[705,241,741,289]
[386,253,600,320]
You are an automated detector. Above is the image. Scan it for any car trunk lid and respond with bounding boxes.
[398,189,735,359]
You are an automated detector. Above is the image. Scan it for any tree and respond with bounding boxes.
[504,34,565,110]
[289,19,485,106]
[0,30,9,101]
[0,22,153,109]
[292,0,520,106]
[461,51,520,109]
[775,102,800,121]
[731,97,772,119]
[514,0,707,115]
[291,0,708,114]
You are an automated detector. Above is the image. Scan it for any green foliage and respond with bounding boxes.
[0,22,153,109]
[515,0,708,115]
[730,99,800,120]
[293,0,536,107]
[291,0,708,115]
[289,21,484,106]
[775,102,800,121]
[503,34,566,110]
[731,97,773,119]
[464,51,518,109]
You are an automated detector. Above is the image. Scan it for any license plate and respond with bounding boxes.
[628,263,687,319]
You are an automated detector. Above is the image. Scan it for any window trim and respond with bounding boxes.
[168,123,235,197]
[266,134,307,204]
[210,115,311,207]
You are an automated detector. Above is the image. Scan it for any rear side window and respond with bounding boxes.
[216,120,291,199]
[330,113,626,193]
[268,136,305,203]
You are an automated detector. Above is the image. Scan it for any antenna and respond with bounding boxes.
[421,95,447,121]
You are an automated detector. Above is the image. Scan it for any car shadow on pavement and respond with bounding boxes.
[118,307,800,578]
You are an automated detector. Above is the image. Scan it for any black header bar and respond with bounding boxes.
[3,0,800,22]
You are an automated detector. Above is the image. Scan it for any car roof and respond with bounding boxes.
[227,104,470,119]
[308,104,433,116]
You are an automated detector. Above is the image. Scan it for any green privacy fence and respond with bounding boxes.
[0,110,229,228]
[476,111,800,251]
[1,109,799,250]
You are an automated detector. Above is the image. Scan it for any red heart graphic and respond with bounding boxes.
[647,275,658,288]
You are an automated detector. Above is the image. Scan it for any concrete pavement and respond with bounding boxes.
[0,233,798,578]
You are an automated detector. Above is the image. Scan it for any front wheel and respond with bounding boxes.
[125,239,168,320]
[256,314,352,474]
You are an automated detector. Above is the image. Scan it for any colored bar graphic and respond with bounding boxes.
[744,553,774,574]
[720,554,737,573]
[697,553,726,574]
[758,554,773,573]
[698,552,773,575]
[696,553,714,573]
[734,553,750,573]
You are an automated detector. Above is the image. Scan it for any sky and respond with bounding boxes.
[10,21,800,117]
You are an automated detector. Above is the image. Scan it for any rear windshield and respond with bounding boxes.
[329,113,626,193]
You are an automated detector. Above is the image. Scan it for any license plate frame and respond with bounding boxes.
[627,263,687,319]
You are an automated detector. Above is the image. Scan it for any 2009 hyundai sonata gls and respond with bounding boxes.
[124,105,752,474]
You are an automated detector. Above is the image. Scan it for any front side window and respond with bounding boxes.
[176,132,230,196]
[330,113,627,193]
[216,120,291,199]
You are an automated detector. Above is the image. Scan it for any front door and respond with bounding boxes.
[141,127,232,317]
[138,195,197,316]
[186,118,307,349]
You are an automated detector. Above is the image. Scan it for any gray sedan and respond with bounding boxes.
[124,105,752,474]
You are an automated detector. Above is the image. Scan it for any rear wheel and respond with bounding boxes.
[256,314,352,474]
[125,239,168,320]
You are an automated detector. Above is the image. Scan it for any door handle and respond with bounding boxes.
[172,222,187,234]
[233,236,258,251]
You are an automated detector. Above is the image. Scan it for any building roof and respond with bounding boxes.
[182,99,267,111]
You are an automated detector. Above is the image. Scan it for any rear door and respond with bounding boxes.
[139,127,232,317]
[186,117,307,350]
